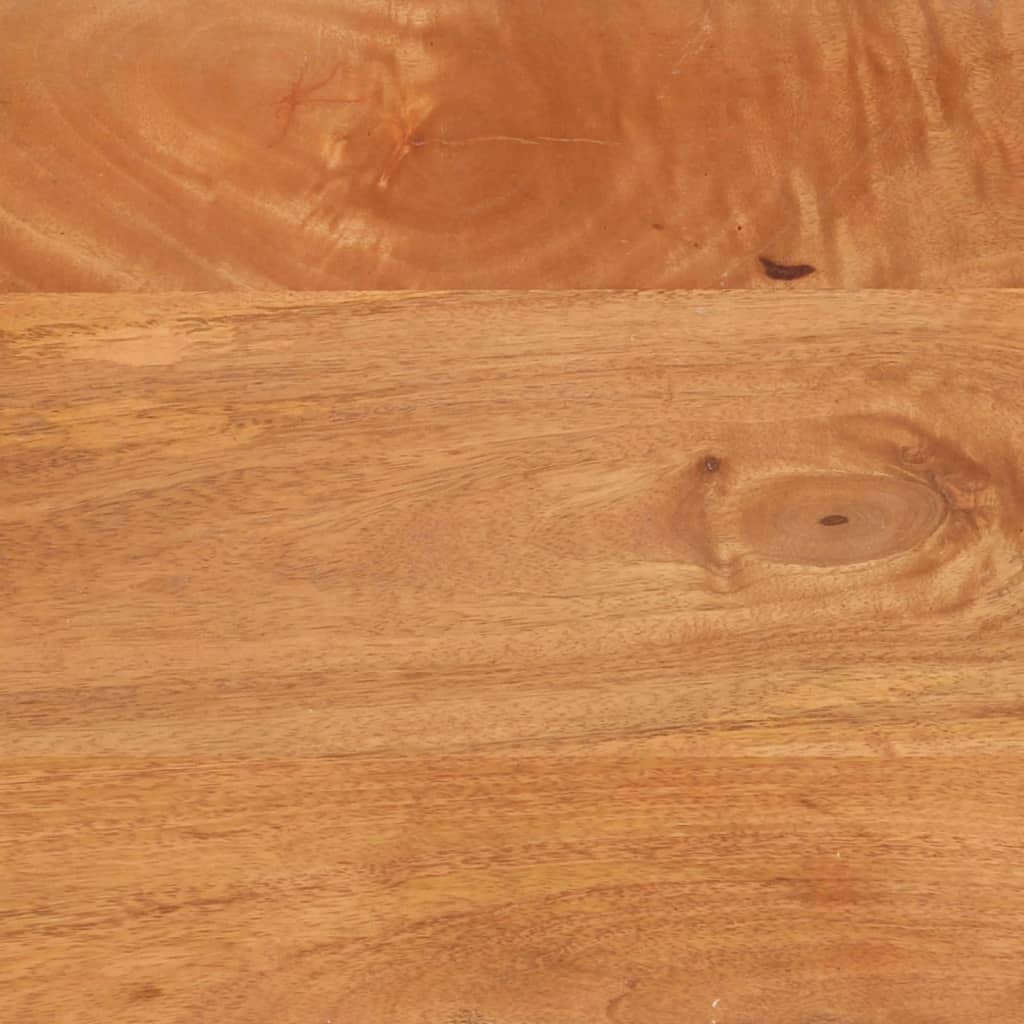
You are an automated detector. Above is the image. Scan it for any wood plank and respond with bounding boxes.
[4,757,1023,1023]
[2,290,1024,1021]
[1,1,1023,290]
[3,290,1024,758]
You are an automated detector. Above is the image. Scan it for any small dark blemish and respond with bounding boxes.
[900,444,928,465]
[819,514,849,527]
[703,455,720,473]
[760,256,816,281]
[128,984,163,1003]
[445,1012,490,1024]
[651,222,665,231]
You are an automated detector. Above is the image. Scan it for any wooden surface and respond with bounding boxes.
[3,290,1024,1021]
[2,0,1024,290]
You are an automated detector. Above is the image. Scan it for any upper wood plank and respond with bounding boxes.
[1,0,1023,290]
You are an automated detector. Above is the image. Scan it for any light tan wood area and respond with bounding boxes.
[2,291,1024,1021]
[1,1,1023,290]
[5,757,1023,1023]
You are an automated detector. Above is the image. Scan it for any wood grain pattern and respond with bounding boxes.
[2,290,1024,1021]
[2,0,1023,290]
[5,758,1024,1024]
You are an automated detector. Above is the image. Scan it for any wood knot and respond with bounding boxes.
[819,514,849,526]
[759,256,816,281]
[738,473,945,566]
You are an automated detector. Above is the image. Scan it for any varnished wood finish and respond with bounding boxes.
[6,758,1023,1023]
[2,291,1024,1021]
[2,1,1023,290]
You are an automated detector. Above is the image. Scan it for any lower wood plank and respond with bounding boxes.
[3,756,1024,1023]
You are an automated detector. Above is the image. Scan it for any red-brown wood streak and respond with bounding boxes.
[1,0,1022,289]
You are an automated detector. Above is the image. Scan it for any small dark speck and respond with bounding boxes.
[703,455,720,473]
[760,256,816,281]
[445,1012,490,1024]
[651,222,665,231]
[819,514,849,527]
[128,984,163,1003]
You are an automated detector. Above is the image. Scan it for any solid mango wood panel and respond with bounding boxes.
[1,0,1023,290]
[2,289,1024,760]
[3,756,1024,1023]
[3,290,1024,1022]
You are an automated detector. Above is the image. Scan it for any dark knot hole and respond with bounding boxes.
[819,514,849,527]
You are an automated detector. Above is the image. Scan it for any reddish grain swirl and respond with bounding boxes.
[1,0,1022,289]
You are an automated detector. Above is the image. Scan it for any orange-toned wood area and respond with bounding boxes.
[1,1,1023,290]
[3,291,1023,1021]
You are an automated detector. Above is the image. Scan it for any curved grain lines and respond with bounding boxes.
[0,1,1021,287]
